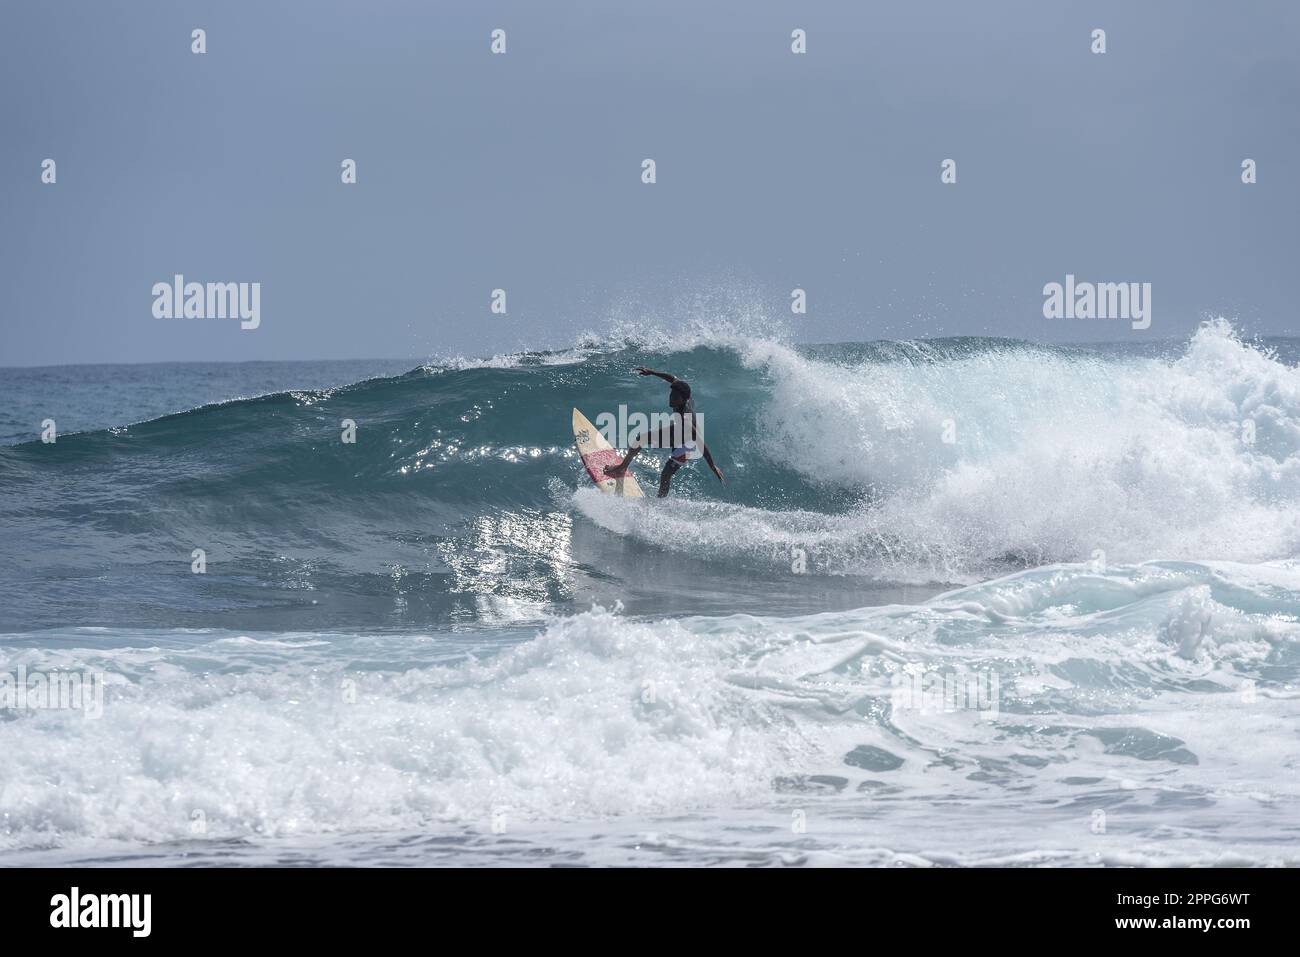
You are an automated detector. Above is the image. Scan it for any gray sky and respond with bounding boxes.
[2,0,1297,367]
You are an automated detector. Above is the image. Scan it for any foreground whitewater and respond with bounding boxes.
[1,320,1298,865]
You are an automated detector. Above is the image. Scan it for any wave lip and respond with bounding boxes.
[569,319,1300,581]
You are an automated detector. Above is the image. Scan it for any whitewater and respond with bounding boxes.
[1,318,1298,866]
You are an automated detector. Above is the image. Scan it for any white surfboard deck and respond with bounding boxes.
[573,408,645,497]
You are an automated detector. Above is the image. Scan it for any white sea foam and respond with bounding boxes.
[576,320,1300,581]
[1,560,1296,862]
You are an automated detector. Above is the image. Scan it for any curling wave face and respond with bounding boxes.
[1,320,1298,630]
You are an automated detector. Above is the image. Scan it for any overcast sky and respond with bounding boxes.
[2,0,1297,367]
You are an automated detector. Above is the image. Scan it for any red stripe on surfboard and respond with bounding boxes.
[580,447,622,483]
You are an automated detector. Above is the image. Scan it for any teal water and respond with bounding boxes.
[1,321,1298,865]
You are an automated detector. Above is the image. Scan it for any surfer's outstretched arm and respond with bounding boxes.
[635,366,678,383]
[702,443,725,484]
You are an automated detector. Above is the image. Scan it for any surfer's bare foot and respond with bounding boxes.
[603,464,627,477]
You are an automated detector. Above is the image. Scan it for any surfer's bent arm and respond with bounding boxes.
[635,367,677,383]
[702,443,724,484]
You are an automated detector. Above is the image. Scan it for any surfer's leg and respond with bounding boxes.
[658,458,681,497]
[604,444,641,477]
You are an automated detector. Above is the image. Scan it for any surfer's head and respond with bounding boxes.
[668,379,692,413]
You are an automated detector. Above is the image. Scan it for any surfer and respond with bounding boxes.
[603,367,725,497]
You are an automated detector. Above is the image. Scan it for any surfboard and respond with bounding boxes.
[573,408,644,497]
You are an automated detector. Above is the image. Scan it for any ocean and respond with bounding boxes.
[1,318,1298,866]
